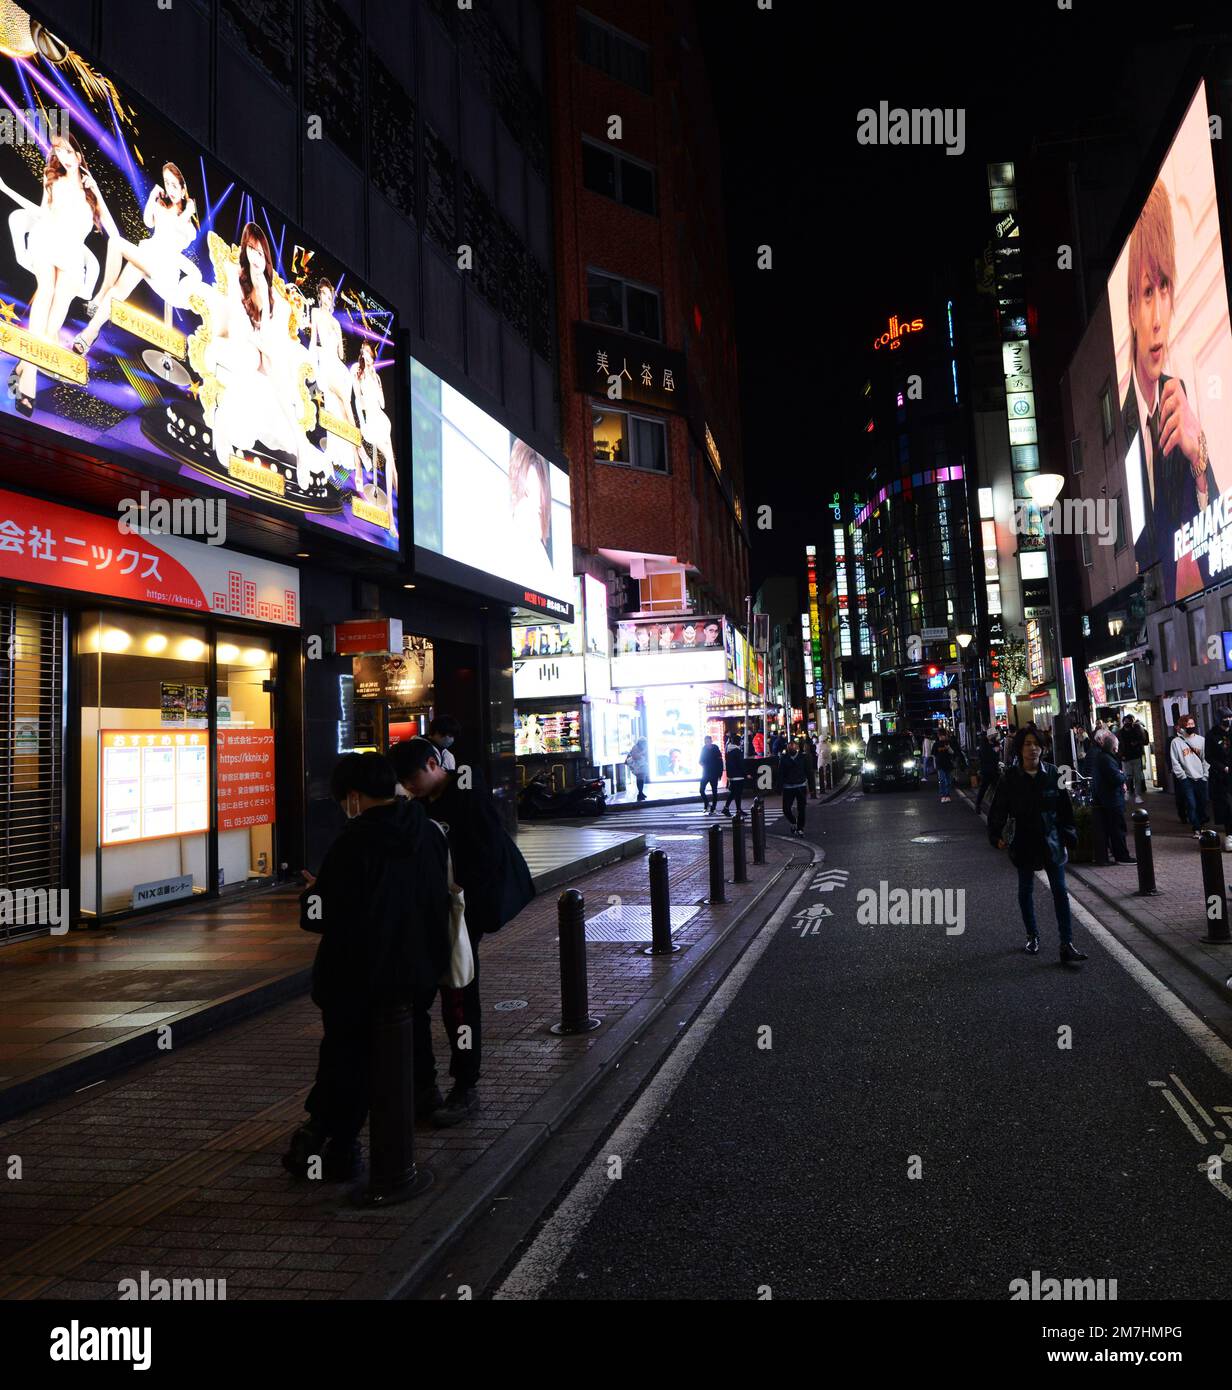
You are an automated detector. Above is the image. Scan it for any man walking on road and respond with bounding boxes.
[722,735,747,816]
[1206,708,1232,852]
[285,752,451,1181]
[934,733,956,803]
[1120,713,1149,804]
[975,727,1001,813]
[698,735,723,814]
[1090,727,1135,865]
[780,740,809,837]
[1170,716,1209,839]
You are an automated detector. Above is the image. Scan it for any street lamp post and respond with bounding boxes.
[956,631,973,755]
[1025,472,1071,768]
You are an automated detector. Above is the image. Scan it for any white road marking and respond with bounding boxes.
[1160,1088,1206,1143]
[493,860,818,1300]
[1170,1072,1215,1128]
[1062,889,1232,1080]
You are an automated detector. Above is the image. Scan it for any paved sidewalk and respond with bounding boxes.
[958,781,1232,999]
[0,828,806,1301]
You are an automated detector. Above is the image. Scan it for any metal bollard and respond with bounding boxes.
[550,889,602,1033]
[751,797,766,864]
[732,810,748,884]
[358,1003,433,1206]
[708,822,726,904]
[1131,809,1158,896]
[1200,831,1232,944]
[642,848,680,956]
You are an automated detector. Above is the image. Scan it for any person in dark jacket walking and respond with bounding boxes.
[284,752,451,1181]
[934,734,956,802]
[390,737,535,1126]
[1207,707,1232,852]
[1119,713,1150,804]
[722,737,747,816]
[780,741,809,837]
[698,735,723,813]
[987,727,1088,963]
[975,728,1001,812]
[1090,728,1135,865]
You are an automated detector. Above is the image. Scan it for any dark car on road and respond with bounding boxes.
[861,734,921,792]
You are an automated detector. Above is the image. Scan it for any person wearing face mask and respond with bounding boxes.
[987,726,1087,964]
[1206,708,1232,852]
[284,752,451,1182]
[1170,716,1209,839]
[428,714,460,772]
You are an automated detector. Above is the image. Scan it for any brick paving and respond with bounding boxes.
[0,828,803,1301]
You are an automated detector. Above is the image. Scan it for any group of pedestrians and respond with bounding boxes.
[695,729,832,838]
[283,721,535,1183]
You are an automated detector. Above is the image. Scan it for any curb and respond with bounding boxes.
[345,841,815,1301]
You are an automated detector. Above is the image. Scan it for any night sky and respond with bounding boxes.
[699,0,1222,594]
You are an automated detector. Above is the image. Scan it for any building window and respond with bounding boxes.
[586,269,662,340]
[591,403,667,472]
[1081,530,1093,567]
[581,139,657,215]
[1099,384,1114,441]
[1113,493,1126,553]
[1070,437,1083,475]
[577,10,651,93]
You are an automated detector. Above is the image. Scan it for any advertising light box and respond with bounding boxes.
[0,5,399,552]
[100,729,208,845]
[411,357,573,617]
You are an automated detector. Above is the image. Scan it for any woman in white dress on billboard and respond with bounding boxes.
[351,341,396,504]
[0,132,106,415]
[205,221,327,490]
[309,278,363,483]
[71,161,201,361]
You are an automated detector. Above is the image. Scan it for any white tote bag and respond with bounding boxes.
[435,824,475,989]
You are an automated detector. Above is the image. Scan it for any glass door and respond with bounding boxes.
[216,631,276,893]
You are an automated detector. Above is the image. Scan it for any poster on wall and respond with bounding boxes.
[100,729,208,845]
[0,5,399,551]
[1108,82,1232,604]
[411,357,573,615]
[352,646,434,702]
[514,708,582,756]
[217,729,275,830]
[616,616,724,654]
[644,692,704,781]
[160,681,186,725]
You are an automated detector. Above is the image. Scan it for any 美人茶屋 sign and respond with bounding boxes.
[574,322,687,414]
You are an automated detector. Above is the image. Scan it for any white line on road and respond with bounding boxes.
[1170,1072,1215,1128]
[1063,889,1232,1080]
[493,861,819,1301]
[1160,1088,1206,1143]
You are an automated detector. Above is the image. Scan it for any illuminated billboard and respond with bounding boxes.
[1108,82,1232,604]
[411,357,573,616]
[0,5,399,551]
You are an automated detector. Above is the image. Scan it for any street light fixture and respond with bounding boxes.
[956,632,973,753]
[1025,471,1066,508]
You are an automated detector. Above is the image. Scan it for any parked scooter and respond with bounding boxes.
[518,769,607,818]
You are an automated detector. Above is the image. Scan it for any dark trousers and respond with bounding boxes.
[1179,777,1208,831]
[437,927,485,1089]
[782,785,807,830]
[1016,861,1073,945]
[634,774,646,797]
[975,770,1000,812]
[1092,804,1130,862]
[699,773,719,809]
[306,1000,437,1145]
[805,764,817,798]
[723,777,745,813]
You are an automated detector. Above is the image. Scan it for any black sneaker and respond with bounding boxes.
[1060,942,1088,964]
[1024,935,1039,954]
[433,1085,480,1128]
[281,1123,325,1178]
[322,1137,362,1181]
[415,1084,444,1120]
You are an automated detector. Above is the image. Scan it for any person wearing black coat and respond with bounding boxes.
[284,752,452,1181]
[391,737,536,1127]
[987,726,1088,963]
[698,735,724,813]
[1089,732,1134,865]
[975,729,1001,813]
[1207,708,1232,850]
[722,738,747,816]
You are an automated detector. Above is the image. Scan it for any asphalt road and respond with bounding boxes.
[498,778,1232,1300]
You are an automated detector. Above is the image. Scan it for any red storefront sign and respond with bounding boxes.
[0,488,300,625]
[217,729,276,831]
[333,617,402,655]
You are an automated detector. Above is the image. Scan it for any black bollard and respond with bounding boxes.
[1200,831,1232,944]
[751,797,766,864]
[642,848,680,956]
[732,810,748,884]
[550,889,602,1034]
[708,822,726,904]
[1131,809,1158,896]
[357,1003,433,1206]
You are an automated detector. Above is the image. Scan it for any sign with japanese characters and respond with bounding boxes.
[100,729,209,845]
[217,729,276,831]
[0,488,299,625]
[574,322,687,415]
[0,4,399,552]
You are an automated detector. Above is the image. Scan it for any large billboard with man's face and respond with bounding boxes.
[1109,82,1232,604]
[0,4,399,551]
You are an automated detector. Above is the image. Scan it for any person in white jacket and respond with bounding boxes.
[921,732,933,777]
[816,735,832,791]
[1170,716,1209,837]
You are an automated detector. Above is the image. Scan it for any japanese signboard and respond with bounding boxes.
[100,729,209,845]
[0,487,300,625]
[217,729,276,831]
[574,322,687,414]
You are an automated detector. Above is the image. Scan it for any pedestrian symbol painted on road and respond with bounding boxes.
[792,902,833,935]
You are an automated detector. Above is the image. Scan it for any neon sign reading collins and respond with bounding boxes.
[873,315,925,350]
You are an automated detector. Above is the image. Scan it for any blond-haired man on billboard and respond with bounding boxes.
[1123,179,1211,603]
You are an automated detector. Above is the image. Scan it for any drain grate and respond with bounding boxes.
[582,904,701,942]
[493,999,528,1012]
